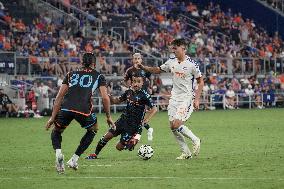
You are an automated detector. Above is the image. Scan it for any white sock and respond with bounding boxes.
[172,129,191,155]
[178,125,199,144]
[55,149,62,157]
[72,154,79,162]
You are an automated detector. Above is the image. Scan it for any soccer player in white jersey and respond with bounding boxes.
[138,38,204,159]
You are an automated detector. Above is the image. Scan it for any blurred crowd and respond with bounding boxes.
[1,0,284,117]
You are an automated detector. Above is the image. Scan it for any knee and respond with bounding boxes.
[52,126,64,133]
[171,121,181,130]
[116,143,124,151]
[87,125,98,133]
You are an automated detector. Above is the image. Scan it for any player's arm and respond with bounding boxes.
[109,94,123,104]
[143,106,157,124]
[142,93,157,124]
[45,84,68,130]
[99,85,114,126]
[138,64,162,74]
[123,70,132,87]
[194,76,204,110]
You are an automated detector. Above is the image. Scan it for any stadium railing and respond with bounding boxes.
[1,52,284,76]
[48,93,284,114]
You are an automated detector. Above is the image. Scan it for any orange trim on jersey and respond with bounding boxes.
[61,106,93,117]
[54,121,68,129]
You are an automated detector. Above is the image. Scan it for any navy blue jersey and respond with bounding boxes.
[0,94,12,105]
[61,67,106,116]
[124,66,151,90]
[119,89,154,126]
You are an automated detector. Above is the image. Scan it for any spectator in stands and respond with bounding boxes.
[0,88,19,117]
[224,85,237,109]
[254,84,263,109]
[263,85,275,107]
[38,82,50,98]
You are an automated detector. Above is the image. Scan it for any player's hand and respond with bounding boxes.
[142,118,149,125]
[106,117,115,129]
[137,62,144,69]
[193,99,200,110]
[45,117,55,130]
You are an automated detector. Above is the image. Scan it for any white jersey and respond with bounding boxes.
[160,56,202,100]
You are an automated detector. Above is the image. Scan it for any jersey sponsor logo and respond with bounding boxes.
[175,71,186,78]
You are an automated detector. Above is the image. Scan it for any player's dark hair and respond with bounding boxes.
[171,38,188,47]
[83,53,95,67]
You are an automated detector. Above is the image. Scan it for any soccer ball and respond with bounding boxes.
[137,145,154,160]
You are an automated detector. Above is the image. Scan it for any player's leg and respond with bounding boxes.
[52,111,73,174]
[67,112,97,169]
[173,100,201,156]
[116,133,138,151]
[85,118,123,159]
[144,123,154,141]
[116,126,142,151]
[168,99,192,159]
[85,131,115,159]
[171,120,192,159]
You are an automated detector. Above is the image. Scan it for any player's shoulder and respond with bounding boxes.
[185,56,197,64]
[125,66,135,73]
[140,89,151,98]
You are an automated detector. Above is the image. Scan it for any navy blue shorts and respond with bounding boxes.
[109,118,142,144]
[54,109,97,129]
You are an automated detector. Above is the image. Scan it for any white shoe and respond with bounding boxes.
[67,158,78,170]
[193,139,201,156]
[147,128,154,141]
[176,153,192,160]
[55,154,65,174]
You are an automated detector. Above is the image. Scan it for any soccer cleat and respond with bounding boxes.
[85,153,98,160]
[67,158,79,170]
[193,139,201,156]
[55,154,65,174]
[176,153,192,160]
[147,128,154,141]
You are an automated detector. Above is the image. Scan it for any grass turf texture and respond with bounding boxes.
[0,109,284,189]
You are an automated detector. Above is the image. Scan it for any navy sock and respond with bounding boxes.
[95,137,109,155]
[144,123,150,130]
[51,130,62,150]
[75,130,96,156]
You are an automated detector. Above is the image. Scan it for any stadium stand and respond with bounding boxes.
[0,0,284,117]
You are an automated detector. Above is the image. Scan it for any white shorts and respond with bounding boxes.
[167,98,194,122]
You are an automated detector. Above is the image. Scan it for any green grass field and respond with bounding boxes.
[0,109,284,189]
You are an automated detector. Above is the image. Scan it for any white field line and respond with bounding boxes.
[0,164,112,170]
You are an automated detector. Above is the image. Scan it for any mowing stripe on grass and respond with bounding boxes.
[0,177,283,180]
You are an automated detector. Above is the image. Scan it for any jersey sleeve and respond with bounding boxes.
[159,59,171,72]
[119,90,128,102]
[192,61,202,78]
[143,91,154,108]
[124,68,132,81]
[145,71,151,79]
[98,74,107,87]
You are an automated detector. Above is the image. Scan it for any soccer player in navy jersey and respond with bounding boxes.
[45,53,114,173]
[85,73,157,159]
[124,53,154,141]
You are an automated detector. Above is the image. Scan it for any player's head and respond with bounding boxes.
[82,52,95,68]
[0,88,3,94]
[131,73,144,91]
[171,38,187,58]
[132,53,142,68]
